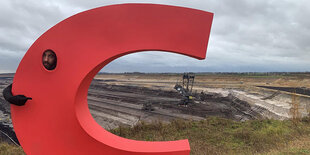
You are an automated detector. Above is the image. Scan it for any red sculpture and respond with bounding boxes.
[11,3,213,154]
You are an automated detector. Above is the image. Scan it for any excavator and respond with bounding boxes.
[174,73,195,106]
[142,72,195,111]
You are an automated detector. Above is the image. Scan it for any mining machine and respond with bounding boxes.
[174,73,195,106]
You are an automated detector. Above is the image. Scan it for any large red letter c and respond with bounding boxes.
[12,4,213,154]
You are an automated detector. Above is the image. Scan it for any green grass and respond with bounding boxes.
[110,117,310,155]
[2,117,310,154]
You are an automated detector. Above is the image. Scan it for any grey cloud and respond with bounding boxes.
[0,1,65,54]
[0,0,309,73]
[0,51,22,73]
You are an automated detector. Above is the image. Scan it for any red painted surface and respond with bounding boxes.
[11,3,213,154]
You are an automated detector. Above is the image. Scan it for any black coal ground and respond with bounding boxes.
[258,86,310,96]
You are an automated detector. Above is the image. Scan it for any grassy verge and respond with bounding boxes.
[110,117,310,154]
[0,142,24,155]
[266,136,310,155]
[1,117,310,154]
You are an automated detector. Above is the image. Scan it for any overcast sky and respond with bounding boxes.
[0,0,309,73]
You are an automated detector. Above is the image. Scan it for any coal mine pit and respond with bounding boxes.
[0,77,270,144]
[88,79,267,129]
